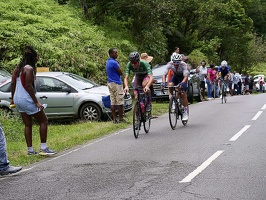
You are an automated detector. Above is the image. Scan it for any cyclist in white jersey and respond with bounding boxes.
[161,54,189,121]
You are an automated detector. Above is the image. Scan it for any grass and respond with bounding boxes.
[1,102,168,167]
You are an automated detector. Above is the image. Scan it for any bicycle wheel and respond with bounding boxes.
[133,102,141,138]
[143,105,151,133]
[221,84,225,104]
[169,97,177,130]
[224,89,227,103]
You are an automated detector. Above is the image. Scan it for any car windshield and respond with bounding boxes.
[0,69,11,84]
[58,73,99,90]
[152,65,167,77]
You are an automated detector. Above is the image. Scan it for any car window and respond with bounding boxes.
[57,73,98,90]
[0,81,11,92]
[0,69,11,85]
[152,65,167,76]
[37,77,69,92]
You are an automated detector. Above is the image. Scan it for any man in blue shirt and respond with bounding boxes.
[106,48,125,123]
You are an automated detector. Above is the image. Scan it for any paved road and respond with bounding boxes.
[1,94,266,200]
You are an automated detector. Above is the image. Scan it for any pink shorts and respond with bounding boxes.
[133,75,150,95]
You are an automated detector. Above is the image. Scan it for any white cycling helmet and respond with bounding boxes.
[172,54,182,62]
[221,60,227,67]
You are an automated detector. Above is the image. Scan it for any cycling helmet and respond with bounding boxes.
[221,60,227,67]
[172,54,182,62]
[129,51,140,62]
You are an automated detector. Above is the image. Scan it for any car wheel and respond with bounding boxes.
[79,103,102,121]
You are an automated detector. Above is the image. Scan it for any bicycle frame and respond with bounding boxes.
[220,78,227,104]
[168,85,188,130]
[132,86,152,138]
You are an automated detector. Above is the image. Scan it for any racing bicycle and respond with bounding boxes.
[168,85,189,130]
[221,78,227,104]
[132,86,152,138]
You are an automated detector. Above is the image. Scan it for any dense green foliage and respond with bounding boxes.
[0,0,266,83]
[81,0,266,74]
[0,0,135,83]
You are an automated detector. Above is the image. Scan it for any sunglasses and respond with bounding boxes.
[173,61,181,65]
[131,61,139,65]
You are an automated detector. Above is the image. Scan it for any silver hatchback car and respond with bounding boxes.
[0,72,132,121]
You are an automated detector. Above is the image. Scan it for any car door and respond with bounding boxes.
[36,76,75,116]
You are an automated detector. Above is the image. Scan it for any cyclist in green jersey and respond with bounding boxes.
[124,51,154,109]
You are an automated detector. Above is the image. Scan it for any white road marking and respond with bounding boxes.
[229,125,251,142]
[252,111,263,120]
[261,104,266,110]
[179,150,224,183]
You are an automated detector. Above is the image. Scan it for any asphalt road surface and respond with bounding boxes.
[1,93,266,200]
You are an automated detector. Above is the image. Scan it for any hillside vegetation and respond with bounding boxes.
[0,0,136,83]
[0,0,266,83]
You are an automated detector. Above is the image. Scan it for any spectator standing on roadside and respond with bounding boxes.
[213,66,220,97]
[228,71,234,96]
[196,60,208,100]
[141,53,153,67]
[11,46,56,156]
[238,75,243,95]
[249,75,254,94]
[232,71,240,95]
[106,48,125,124]
[0,124,22,175]
[140,52,154,97]
[206,64,216,100]
[244,74,251,94]
[258,77,264,93]
[170,46,180,61]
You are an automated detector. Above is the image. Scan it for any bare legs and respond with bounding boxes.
[20,110,48,147]
[111,105,124,121]
[168,82,188,106]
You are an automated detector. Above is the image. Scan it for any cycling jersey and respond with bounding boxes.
[218,66,230,78]
[125,60,152,90]
[125,60,152,77]
[163,61,189,77]
[164,61,189,91]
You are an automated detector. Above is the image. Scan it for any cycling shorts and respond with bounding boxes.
[169,73,188,91]
[133,74,150,95]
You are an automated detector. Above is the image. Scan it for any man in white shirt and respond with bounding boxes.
[196,60,208,100]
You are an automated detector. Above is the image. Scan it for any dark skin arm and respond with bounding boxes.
[24,67,43,110]
[116,67,123,76]
[11,66,43,110]
[10,69,17,105]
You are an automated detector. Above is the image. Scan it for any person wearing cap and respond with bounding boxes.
[140,53,154,97]
[141,53,153,66]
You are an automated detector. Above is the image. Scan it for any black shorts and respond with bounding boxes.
[200,81,206,89]
[169,74,188,91]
